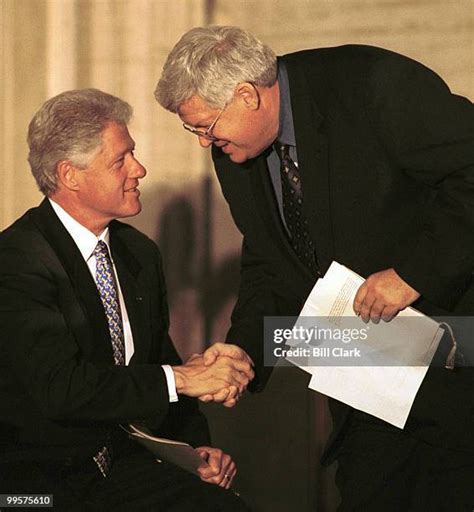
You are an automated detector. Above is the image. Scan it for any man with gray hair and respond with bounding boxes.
[0,88,252,510]
[155,26,474,509]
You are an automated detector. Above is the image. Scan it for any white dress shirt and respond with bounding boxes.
[49,199,178,402]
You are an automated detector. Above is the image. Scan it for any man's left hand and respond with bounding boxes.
[196,446,237,489]
[353,268,420,323]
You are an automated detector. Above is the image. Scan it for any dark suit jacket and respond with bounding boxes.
[212,45,474,458]
[0,199,209,464]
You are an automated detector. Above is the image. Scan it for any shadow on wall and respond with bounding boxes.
[141,177,241,360]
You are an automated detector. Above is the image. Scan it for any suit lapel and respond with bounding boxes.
[251,154,315,278]
[286,58,335,273]
[214,145,312,278]
[109,225,151,365]
[32,200,114,362]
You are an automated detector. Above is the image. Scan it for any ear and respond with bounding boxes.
[234,82,260,110]
[57,160,81,191]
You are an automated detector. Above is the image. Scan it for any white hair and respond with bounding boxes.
[155,25,277,112]
[27,88,132,196]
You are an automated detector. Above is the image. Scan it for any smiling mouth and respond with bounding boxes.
[125,187,139,193]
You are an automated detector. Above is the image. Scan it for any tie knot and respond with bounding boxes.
[275,142,290,161]
[94,240,110,259]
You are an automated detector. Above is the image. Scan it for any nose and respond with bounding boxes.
[198,136,213,148]
[131,157,147,178]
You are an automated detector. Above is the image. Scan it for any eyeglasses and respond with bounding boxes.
[182,105,227,142]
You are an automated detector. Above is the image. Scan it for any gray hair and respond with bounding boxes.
[27,88,132,196]
[155,25,277,112]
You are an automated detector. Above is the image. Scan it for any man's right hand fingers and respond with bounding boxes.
[212,387,232,403]
[197,387,240,407]
[220,366,253,391]
[215,356,254,381]
[198,393,214,402]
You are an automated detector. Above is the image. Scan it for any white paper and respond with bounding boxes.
[124,424,208,475]
[288,261,445,428]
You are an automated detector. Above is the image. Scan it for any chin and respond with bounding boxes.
[224,141,268,163]
[120,202,142,219]
[228,148,255,163]
[229,154,248,163]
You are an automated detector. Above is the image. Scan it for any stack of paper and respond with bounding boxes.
[287,262,445,428]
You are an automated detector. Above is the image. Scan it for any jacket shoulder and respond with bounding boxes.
[282,44,419,67]
[0,206,46,251]
[282,45,445,87]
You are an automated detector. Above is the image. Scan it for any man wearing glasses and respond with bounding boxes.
[182,105,226,141]
[155,25,474,509]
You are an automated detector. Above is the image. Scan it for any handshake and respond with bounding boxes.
[172,343,254,408]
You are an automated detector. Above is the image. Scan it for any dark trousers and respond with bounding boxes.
[335,413,474,512]
[0,444,250,511]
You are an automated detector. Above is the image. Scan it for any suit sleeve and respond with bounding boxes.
[0,242,170,425]
[151,247,211,446]
[365,54,474,309]
[210,155,305,390]
[225,239,299,390]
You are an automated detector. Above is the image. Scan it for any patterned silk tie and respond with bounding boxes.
[92,240,125,477]
[275,143,319,275]
[93,240,125,366]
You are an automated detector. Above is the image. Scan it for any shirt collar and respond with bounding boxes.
[276,61,296,147]
[49,199,110,262]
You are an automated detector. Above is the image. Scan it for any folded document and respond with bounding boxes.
[123,424,209,475]
[287,261,445,428]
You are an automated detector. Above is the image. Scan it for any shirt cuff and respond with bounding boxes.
[161,365,178,403]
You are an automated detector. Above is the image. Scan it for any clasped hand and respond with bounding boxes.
[172,343,254,407]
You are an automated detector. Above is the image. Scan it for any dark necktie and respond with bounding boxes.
[275,143,318,274]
